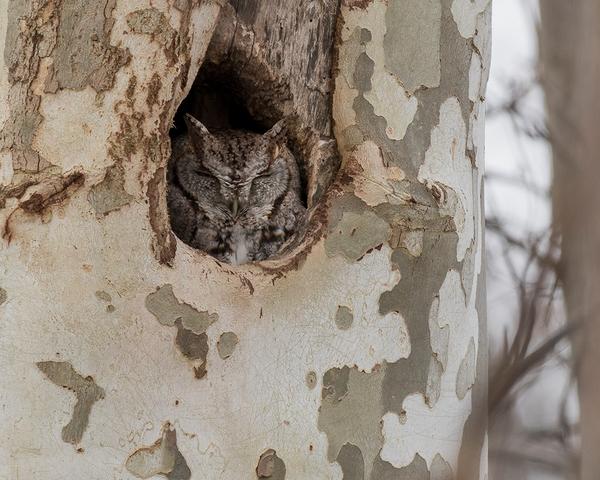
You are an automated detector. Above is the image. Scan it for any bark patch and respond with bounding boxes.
[0,173,81,211]
[325,210,390,262]
[384,0,442,93]
[147,167,177,265]
[95,290,112,303]
[175,319,209,379]
[343,0,374,10]
[126,423,191,480]
[2,171,85,241]
[175,319,209,361]
[0,288,7,305]
[306,371,318,390]
[337,443,365,480]
[46,0,130,92]
[335,306,354,330]
[20,171,84,214]
[146,285,217,378]
[126,8,178,65]
[217,332,239,359]
[379,231,459,418]
[256,449,286,479]
[318,365,385,479]
[372,453,431,479]
[456,337,476,399]
[36,361,105,445]
[145,285,217,334]
[2,1,56,172]
[95,290,115,312]
[87,164,133,216]
[431,453,454,479]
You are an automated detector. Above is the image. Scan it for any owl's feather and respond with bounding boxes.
[167,115,306,264]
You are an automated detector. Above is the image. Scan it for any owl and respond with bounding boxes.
[167,114,306,265]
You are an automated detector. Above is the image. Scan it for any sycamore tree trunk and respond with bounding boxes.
[540,2,600,479]
[0,0,490,479]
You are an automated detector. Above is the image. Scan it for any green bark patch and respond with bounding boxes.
[175,319,209,362]
[431,453,454,479]
[0,288,7,305]
[95,290,116,312]
[36,361,105,445]
[174,319,209,379]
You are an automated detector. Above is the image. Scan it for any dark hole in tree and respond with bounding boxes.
[172,66,263,136]
[167,64,312,265]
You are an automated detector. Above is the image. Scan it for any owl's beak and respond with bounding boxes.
[232,196,239,218]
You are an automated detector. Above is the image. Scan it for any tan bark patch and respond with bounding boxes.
[126,424,191,480]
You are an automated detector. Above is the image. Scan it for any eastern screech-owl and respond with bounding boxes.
[168,114,306,265]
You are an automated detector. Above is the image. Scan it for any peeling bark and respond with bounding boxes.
[0,0,489,478]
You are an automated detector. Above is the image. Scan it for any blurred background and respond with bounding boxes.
[487,1,600,479]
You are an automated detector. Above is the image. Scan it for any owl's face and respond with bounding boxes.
[181,115,290,228]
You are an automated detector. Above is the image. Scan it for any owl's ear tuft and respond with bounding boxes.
[184,114,215,154]
[263,115,298,144]
[264,116,298,162]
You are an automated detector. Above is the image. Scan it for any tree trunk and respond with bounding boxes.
[540,2,600,479]
[0,0,490,478]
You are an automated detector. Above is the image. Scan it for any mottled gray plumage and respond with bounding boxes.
[168,114,306,265]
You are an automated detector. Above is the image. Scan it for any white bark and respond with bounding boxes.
[0,0,490,478]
